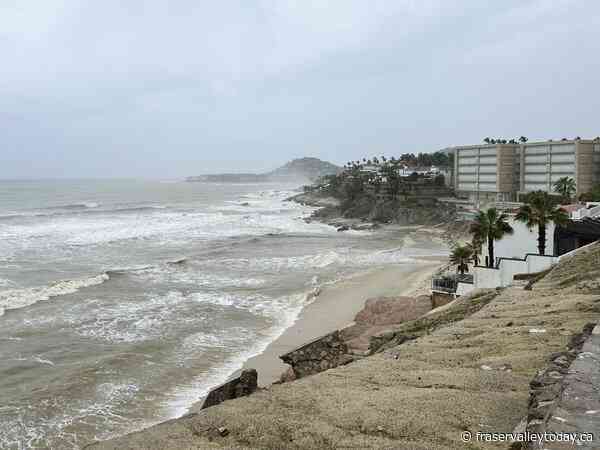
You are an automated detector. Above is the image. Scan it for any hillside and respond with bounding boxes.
[265,157,341,181]
[186,157,340,183]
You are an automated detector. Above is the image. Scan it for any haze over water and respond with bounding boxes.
[0,179,437,449]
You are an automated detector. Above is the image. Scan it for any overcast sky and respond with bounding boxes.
[2,1,600,179]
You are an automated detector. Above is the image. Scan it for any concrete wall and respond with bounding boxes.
[456,282,475,296]
[576,141,595,195]
[473,267,501,288]
[483,218,556,260]
[498,259,527,285]
[527,254,557,273]
[472,254,557,289]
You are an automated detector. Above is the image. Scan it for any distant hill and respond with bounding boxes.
[186,157,341,183]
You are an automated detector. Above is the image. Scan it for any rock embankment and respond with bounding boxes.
[279,331,353,382]
[341,295,432,354]
[202,369,258,410]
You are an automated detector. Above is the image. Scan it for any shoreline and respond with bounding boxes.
[188,254,447,413]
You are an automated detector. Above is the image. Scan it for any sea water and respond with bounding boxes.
[0,179,431,449]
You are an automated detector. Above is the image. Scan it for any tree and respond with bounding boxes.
[450,245,473,275]
[380,160,402,199]
[553,177,576,202]
[483,137,491,144]
[431,151,450,167]
[519,136,528,143]
[515,191,569,256]
[470,208,514,268]
[469,235,483,266]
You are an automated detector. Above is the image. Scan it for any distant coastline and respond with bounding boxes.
[186,157,341,183]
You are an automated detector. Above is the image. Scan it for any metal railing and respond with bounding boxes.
[431,273,473,293]
[493,201,523,211]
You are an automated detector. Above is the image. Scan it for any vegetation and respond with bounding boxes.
[449,245,473,274]
[483,136,528,144]
[515,191,569,256]
[552,177,576,202]
[470,235,483,266]
[315,151,450,204]
[307,151,455,224]
[470,208,514,268]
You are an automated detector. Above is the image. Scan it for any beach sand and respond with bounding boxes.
[235,257,444,388]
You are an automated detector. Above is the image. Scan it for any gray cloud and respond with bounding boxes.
[1,0,599,178]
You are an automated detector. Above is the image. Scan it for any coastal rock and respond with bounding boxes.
[280,330,350,379]
[354,296,431,326]
[201,369,258,409]
[343,295,432,353]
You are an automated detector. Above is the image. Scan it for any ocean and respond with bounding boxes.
[0,179,435,449]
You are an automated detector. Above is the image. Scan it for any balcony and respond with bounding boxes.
[431,273,474,294]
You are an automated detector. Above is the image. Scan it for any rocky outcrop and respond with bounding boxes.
[201,369,258,409]
[341,295,431,353]
[279,330,352,380]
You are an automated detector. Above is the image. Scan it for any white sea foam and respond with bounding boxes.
[165,291,307,418]
[0,189,327,251]
[131,266,266,288]
[0,273,110,314]
[207,248,415,272]
[8,355,55,366]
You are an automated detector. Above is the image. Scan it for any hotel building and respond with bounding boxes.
[452,139,600,205]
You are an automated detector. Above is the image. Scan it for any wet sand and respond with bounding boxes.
[189,255,446,413]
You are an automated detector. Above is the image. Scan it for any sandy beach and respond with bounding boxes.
[189,255,447,414]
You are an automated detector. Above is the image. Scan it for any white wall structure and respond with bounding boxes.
[453,237,596,295]
[483,218,556,260]
[472,254,557,289]
[571,203,600,219]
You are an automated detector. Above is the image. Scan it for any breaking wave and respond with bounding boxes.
[0,273,110,314]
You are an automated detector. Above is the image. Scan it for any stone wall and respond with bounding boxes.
[279,330,352,379]
[201,369,258,409]
[512,323,596,449]
[431,291,454,308]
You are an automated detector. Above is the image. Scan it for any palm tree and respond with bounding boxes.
[553,177,576,202]
[450,245,473,275]
[515,191,569,256]
[470,208,514,268]
[469,235,483,266]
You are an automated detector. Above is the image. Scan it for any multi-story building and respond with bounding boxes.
[452,139,600,205]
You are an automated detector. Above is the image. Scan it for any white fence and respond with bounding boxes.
[456,253,558,295]
[571,203,600,220]
[455,239,599,296]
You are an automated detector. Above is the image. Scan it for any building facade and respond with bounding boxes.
[452,139,600,205]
